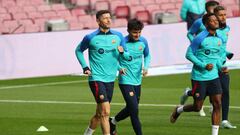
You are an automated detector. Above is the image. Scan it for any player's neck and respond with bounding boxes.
[208,29,216,36]
[99,27,110,33]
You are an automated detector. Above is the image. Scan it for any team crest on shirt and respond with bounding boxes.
[139,45,143,51]
[218,41,221,46]
[112,39,116,44]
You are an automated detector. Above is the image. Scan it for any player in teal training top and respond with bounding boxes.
[214,6,236,129]
[75,10,128,135]
[180,0,206,30]
[182,0,219,117]
[187,0,219,42]
[171,13,226,135]
[109,18,150,135]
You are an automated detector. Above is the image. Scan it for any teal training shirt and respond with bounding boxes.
[75,29,128,82]
[186,30,223,81]
[118,36,151,85]
[216,25,231,65]
[180,0,206,21]
[187,18,206,42]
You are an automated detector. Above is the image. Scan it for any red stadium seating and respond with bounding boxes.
[51,4,67,11]
[95,1,110,11]
[146,4,160,13]
[130,5,146,19]
[13,13,28,20]
[140,0,156,5]
[0,13,12,21]
[28,12,43,19]
[25,24,40,33]
[135,10,151,24]
[57,10,72,19]
[38,5,52,12]
[34,18,47,32]
[69,22,84,30]
[110,0,126,12]
[43,11,57,19]
[112,18,128,27]
[71,8,86,17]
[2,0,16,7]
[115,5,130,19]
[23,6,37,12]
[126,0,140,6]
[8,6,23,13]
[75,0,90,10]
[0,7,8,13]
[232,9,240,17]
[0,0,239,34]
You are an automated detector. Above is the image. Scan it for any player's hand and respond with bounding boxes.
[227,53,234,60]
[142,69,148,77]
[221,67,229,74]
[206,64,213,71]
[118,46,124,54]
[84,70,92,76]
[119,68,127,75]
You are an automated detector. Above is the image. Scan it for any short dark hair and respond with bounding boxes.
[214,5,225,14]
[205,0,219,11]
[202,13,216,25]
[96,10,111,19]
[127,18,144,31]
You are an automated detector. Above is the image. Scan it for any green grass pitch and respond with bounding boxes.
[0,69,239,135]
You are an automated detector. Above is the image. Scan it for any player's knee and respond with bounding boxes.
[212,101,221,110]
[94,113,101,120]
[100,109,110,117]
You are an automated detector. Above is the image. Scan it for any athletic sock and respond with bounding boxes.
[177,105,184,113]
[84,126,95,135]
[212,125,219,135]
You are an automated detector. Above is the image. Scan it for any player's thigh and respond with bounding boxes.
[207,78,222,96]
[119,84,138,104]
[191,80,207,101]
[104,82,114,102]
[89,81,109,103]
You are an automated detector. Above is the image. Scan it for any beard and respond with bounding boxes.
[219,22,226,28]
[99,23,110,30]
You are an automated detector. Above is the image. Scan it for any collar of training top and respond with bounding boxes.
[125,36,140,43]
[97,28,113,35]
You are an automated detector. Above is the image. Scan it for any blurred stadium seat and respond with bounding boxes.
[115,5,130,19]
[0,0,239,34]
[110,0,126,12]
[135,10,151,24]
[95,0,110,12]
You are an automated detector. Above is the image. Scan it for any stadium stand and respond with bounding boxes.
[0,0,239,34]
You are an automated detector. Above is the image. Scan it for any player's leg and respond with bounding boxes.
[129,85,142,135]
[84,81,103,135]
[210,94,222,135]
[219,72,236,128]
[180,87,191,105]
[208,78,222,135]
[171,80,206,123]
[100,101,111,135]
[86,81,113,135]
[84,105,101,135]
[99,82,114,135]
[180,87,206,116]
[109,84,131,135]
